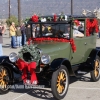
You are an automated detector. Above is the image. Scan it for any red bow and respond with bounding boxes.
[53,14,57,22]
[86,18,99,36]
[31,14,38,22]
[16,58,37,84]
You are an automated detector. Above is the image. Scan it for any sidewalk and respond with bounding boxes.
[2,30,21,56]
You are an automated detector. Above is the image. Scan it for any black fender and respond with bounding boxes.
[0,56,21,74]
[86,48,100,69]
[50,58,74,76]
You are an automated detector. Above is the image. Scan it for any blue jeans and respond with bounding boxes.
[99,32,100,38]
[16,36,22,47]
[11,36,16,48]
[0,44,3,56]
[22,33,26,46]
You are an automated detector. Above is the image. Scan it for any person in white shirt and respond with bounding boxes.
[73,20,84,38]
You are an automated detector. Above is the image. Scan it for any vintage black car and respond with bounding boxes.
[0,14,100,100]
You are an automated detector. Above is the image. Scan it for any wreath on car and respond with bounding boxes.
[18,44,40,64]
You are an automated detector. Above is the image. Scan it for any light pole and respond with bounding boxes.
[18,0,21,26]
[8,0,11,19]
[71,0,73,17]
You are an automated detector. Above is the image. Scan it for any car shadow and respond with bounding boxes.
[69,76,91,84]
[9,75,92,100]
[27,88,54,100]
[10,84,55,100]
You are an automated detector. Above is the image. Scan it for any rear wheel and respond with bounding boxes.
[90,56,100,82]
[51,65,69,100]
[0,65,13,94]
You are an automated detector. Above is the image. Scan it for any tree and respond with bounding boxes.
[6,15,18,27]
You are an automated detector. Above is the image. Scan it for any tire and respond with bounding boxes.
[0,65,13,94]
[90,55,100,82]
[51,65,69,100]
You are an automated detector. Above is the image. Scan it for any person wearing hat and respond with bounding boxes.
[73,20,84,38]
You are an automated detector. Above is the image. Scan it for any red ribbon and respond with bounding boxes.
[86,18,99,36]
[28,37,76,52]
[31,14,38,22]
[53,14,57,22]
[16,58,37,84]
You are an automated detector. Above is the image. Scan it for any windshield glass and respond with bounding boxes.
[32,23,70,38]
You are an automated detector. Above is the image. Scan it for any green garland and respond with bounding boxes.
[18,44,40,65]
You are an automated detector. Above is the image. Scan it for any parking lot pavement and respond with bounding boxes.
[0,33,100,100]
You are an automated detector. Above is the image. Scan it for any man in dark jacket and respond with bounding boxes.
[21,23,26,46]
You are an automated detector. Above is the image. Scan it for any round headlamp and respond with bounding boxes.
[41,54,51,64]
[9,52,18,63]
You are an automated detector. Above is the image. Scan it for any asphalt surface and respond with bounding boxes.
[0,31,100,100]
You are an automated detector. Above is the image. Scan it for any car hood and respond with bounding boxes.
[34,41,71,61]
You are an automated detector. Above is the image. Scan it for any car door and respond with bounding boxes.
[71,37,86,65]
[83,34,97,62]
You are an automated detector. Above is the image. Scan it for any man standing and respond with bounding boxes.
[0,23,6,56]
[9,22,17,48]
[21,23,26,46]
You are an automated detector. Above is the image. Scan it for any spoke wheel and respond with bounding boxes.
[0,65,13,94]
[90,56,100,82]
[94,60,100,78]
[57,70,68,95]
[0,68,8,90]
[51,65,69,100]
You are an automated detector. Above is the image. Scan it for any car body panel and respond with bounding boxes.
[35,41,72,62]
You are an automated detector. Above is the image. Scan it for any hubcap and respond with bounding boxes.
[0,68,8,89]
[94,60,100,78]
[56,69,68,95]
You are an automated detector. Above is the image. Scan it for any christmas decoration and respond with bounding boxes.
[53,14,57,22]
[31,14,39,22]
[16,44,40,84]
[28,37,76,52]
[86,18,99,36]
[18,44,40,63]
[16,58,37,84]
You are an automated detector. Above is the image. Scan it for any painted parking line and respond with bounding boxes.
[69,87,100,90]
[13,90,32,100]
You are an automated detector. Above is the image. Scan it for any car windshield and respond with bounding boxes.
[32,23,70,38]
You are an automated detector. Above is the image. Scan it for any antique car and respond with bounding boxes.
[0,14,100,100]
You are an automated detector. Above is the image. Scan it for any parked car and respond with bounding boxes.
[0,14,100,100]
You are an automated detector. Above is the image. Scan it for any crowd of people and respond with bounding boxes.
[9,22,31,49]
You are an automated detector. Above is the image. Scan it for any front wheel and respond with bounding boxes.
[90,56,100,82]
[0,65,13,94]
[51,65,69,100]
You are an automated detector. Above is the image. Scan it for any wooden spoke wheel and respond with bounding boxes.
[94,60,100,77]
[57,70,68,95]
[0,66,12,94]
[51,65,69,100]
[90,56,100,82]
